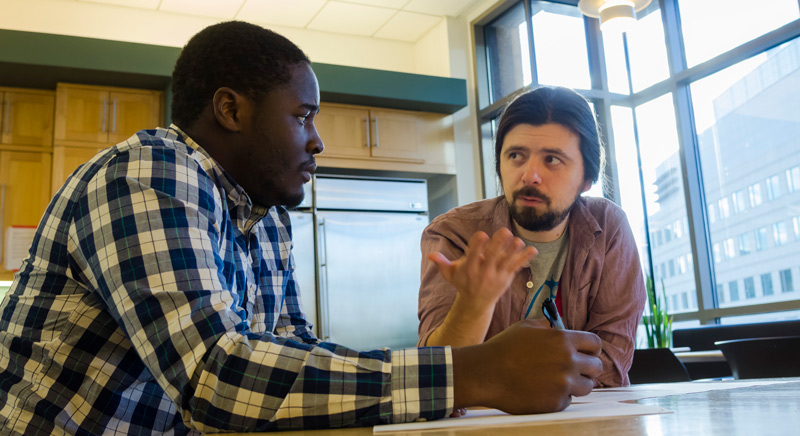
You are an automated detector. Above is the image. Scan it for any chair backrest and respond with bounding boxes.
[715,336,800,379]
[628,348,691,384]
[673,320,800,351]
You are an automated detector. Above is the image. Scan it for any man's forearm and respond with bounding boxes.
[425,294,495,347]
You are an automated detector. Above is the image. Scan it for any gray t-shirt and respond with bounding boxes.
[522,230,569,319]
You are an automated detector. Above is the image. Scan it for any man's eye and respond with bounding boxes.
[297,113,310,124]
[546,156,563,165]
[508,152,519,160]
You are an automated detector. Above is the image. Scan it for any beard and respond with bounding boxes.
[508,186,580,232]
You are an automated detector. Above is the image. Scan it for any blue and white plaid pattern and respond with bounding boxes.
[0,126,453,434]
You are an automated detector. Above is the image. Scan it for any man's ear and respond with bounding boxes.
[581,179,592,193]
[212,87,246,133]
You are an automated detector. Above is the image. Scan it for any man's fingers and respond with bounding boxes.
[428,252,455,281]
[568,330,603,356]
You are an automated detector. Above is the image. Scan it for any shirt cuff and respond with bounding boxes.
[389,346,454,424]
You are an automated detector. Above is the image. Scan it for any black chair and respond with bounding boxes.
[715,336,800,379]
[628,348,691,384]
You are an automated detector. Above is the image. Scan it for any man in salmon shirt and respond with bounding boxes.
[418,86,646,387]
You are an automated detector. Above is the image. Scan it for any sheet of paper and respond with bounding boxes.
[574,380,791,403]
[373,402,671,434]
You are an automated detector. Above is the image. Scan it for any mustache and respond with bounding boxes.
[512,186,551,205]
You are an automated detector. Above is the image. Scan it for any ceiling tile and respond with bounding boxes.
[78,0,161,9]
[403,0,477,17]
[237,0,327,28]
[374,11,440,42]
[159,0,244,18]
[342,0,410,9]
[308,1,396,37]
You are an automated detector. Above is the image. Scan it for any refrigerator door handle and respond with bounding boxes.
[317,218,331,341]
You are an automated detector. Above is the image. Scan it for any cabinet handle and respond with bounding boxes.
[372,118,380,148]
[3,101,10,135]
[317,218,331,341]
[363,117,370,148]
[111,99,118,134]
[101,99,107,133]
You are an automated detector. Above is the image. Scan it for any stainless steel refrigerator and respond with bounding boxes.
[289,176,429,351]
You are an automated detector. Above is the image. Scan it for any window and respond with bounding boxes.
[781,269,794,293]
[678,256,686,274]
[668,259,675,277]
[707,203,717,224]
[773,222,789,246]
[674,219,683,239]
[729,280,740,301]
[794,216,800,240]
[737,233,752,256]
[755,227,769,251]
[717,197,730,219]
[762,273,774,296]
[713,243,721,263]
[678,0,800,67]
[744,277,756,299]
[529,1,590,89]
[723,238,736,260]
[748,183,763,207]
[664,227,672,243]
[484,2,529,104]
[732,190,748,214]
[787,166,800,193]
[681,292,689,310]
[766,174,783,200]
[718,283,725,303]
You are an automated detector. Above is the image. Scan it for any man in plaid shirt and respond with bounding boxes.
[0,21,603,435]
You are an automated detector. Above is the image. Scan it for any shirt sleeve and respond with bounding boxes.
[72,146,453,432]
[584,211,646,387]
[417,218,469,347]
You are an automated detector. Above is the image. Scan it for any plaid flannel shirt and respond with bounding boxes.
[0,125,453,435]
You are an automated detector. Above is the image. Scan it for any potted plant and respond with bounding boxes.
[642,276,673,348]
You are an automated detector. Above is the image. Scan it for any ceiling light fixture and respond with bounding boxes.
[577,0,652,33]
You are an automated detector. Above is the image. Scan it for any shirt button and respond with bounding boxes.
[526,281,534,289]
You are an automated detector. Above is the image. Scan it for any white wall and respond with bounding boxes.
[0,0,418,74]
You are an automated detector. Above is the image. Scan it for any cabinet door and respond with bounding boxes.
[1,91,54,147]
[315,105,371,159]
[108,91,161,144]
[0,151,52,279]
[51,146,105,195]
[55,87,109,144]
[368,109,423,161]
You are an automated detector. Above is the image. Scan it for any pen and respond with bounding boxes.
[542,297,565,330]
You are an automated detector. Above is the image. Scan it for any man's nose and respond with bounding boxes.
[309,126,324,154]
[521,160,542,185]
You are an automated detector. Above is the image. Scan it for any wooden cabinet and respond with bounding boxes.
[54,83,162,147]
[0,88,54,148]
[315,103,455,174]
[0,150,52,280]
[51,145,106,195]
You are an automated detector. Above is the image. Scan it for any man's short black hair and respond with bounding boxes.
[171,21,310,128]
[494,86,604,186]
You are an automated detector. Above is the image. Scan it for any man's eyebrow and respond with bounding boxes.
[539,147,573,161]
[300,103,320,113]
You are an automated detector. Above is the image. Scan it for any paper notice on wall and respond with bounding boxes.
[4,226,36,271]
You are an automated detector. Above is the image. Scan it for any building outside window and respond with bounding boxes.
[766,174,783,201]
[737,233,752,255]
[773,222,789,246]
[762,273,775,296]
[748,183,763,207]
[787,166,800,192]
[755,227,769,252]
[474,0,800,325]
[744,277,756,299]
[729,280,740,302]
[781,269,794,293]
